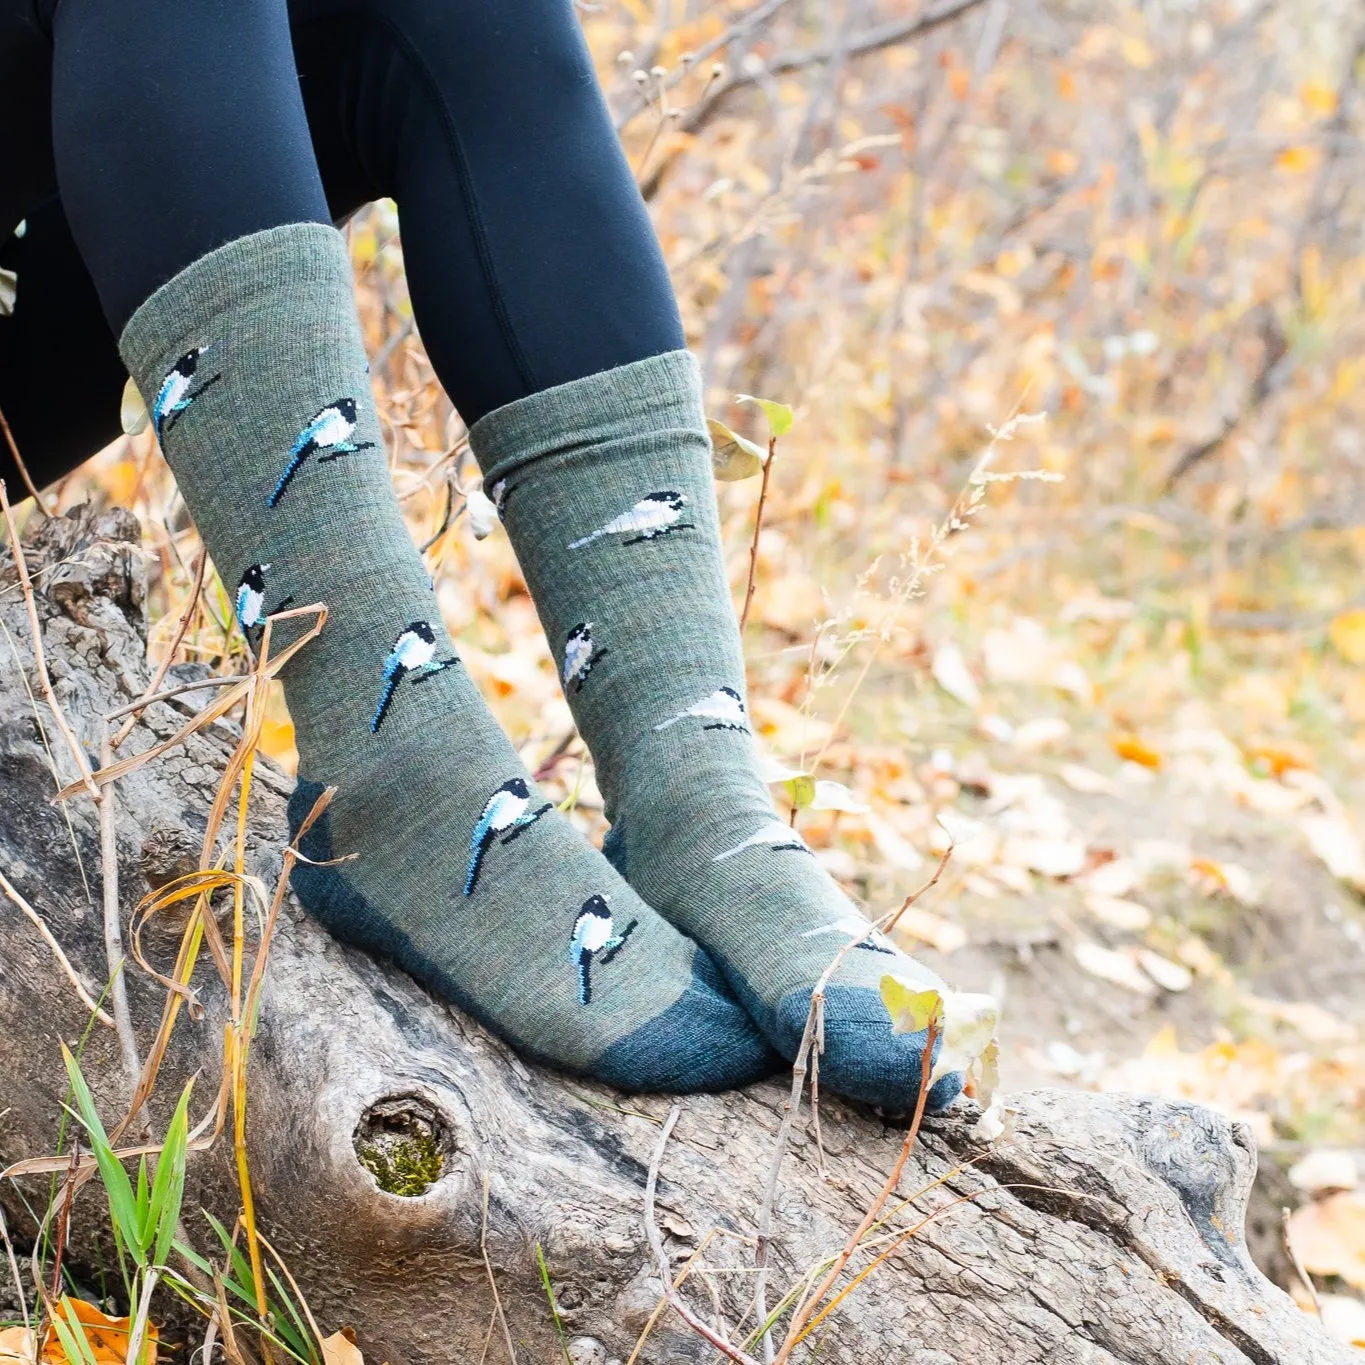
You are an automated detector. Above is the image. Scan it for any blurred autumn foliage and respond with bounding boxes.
[48,0,1365,1341]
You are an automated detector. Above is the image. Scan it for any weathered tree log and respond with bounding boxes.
[0,506,1354,1365]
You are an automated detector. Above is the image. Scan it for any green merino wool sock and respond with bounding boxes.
[471,351,964,1112]
[118,226,777,1092]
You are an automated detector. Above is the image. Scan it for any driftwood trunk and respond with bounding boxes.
[0,505,1354,1365]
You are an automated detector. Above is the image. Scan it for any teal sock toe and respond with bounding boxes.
[120,230,775,1091]
[471,352,974,1110]
[775,985,962,1113]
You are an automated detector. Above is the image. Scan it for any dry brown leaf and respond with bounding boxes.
[1299,812,1365,892]
[1318,1295,1365,1349]
[1288,1192,1365,1289]
[0,1327,35,1364]
[39,1300,157,1364]
[1084,893,1151,932]
[321,1331,365,1365]
[1073,941,1155,996]
[1289,1149,1359,1195]
[931,641,981,707]
[891,906,968,955]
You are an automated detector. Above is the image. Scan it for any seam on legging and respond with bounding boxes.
[335,8,540,397]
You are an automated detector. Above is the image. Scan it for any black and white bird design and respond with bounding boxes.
[269,397,376,507]
[153,346,221,437]
[490,478,514,521]
[653,686,749,734]
[567,491,694,549]
[562,622,608,693]
[370,621,458,734]
[463,777,554,896]
[713,820,813,862]
[800,916,896,954]
[568,895,637,1006]
[234,563,294,634]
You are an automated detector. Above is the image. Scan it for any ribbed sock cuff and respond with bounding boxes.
[117,223,354,379]
[468,349,706,482]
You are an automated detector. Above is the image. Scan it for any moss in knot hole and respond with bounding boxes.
[353,1096,451,1197]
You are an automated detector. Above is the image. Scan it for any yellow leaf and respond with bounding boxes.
[1110,731,1162,769]
[1276,144,1317,173]
[784,774,816,809]
[120,376,149,436]
[40,1299,157,1364]
[321,1331,365,1365]
[1329,608,1365,665]
[735,393,794,438]
[1301,80,1338,117]
[879,976,943,1034]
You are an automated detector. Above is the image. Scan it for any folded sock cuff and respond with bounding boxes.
[117,223,354,379]
[468,349,706,481]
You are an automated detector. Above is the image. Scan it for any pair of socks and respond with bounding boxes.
[120,223,961,1109]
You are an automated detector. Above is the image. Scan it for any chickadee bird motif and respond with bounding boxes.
[490,479,514,521]
[654,686,749,734]
[269,397,376,507]
[234,564,294,634]
[370,621,458,734]
[713,820,814,862]
[567,491,694,549]
[153,346,221,437]
[463,777,554,896]
[568,895,637,1006]
[800,916,896,954]
[562,622,608,693]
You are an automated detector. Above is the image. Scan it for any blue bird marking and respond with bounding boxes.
[152,346,221,438]
[463,777,552,896]
[370,621,457,734]
[268,397,376,507]
[568,895,637,1005]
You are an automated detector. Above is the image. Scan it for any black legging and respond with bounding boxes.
[0,0,684,494]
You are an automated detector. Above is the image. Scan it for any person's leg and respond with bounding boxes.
[334,0,963,1108]
[51,0,774,1090]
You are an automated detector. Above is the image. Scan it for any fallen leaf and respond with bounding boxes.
[39,1299,157,1364]
[1073,941,1155,996]
[1083,857,1139,897]
[707,418,767,480]
[865,812,925,871]
[1137,949,1193,993]
[1084,893,1152,932]
[1190,857,1257,905]
[1318,1295,1365,1349]
[1299,812,1365,891]
[0,1327,35,1364]
[1289,1149,1358,1195]
[321,1331,365,1365]
[892,907,968,955]
[1012,717,1071,750]
[1111,731,1162,769]
[1288,1192,1365,1289]
[931,642,981,707]
[1001,834,1087,878]
[784,774,817,809]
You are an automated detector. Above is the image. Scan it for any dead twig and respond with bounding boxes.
[0,405,51,517]
[481,1171,520,1365]
[1282,1206,1323,1322]
[645,1105,761,1365]
[740,434,778,633]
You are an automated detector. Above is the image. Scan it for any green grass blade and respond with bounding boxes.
[148,1079,194,1267]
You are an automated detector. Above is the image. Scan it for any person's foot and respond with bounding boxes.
[120,226,780,1092]
[471,352,964,1111]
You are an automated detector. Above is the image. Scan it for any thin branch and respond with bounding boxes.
[481,1172,519,1364]
[100,718,144,1107]
[1281,1207,1323,1322]
[1,478,99,799]
[645,1105,761,1365]
[0,866,114,1026]
[740,437,778,633]
[0,402,50,517]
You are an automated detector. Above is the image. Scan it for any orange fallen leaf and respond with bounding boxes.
[1110,731,1162,769]
[321,1330,365,1365]
[0,1326,35,1364]
[1288,1192,1365,1290]
[39,1300,157,1364]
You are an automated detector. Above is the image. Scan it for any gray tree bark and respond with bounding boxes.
[0,505,1354,1365]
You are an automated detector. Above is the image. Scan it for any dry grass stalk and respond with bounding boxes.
[0,413,51,516]
[739,434,778,634]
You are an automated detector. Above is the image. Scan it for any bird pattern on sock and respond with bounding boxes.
[119,225,779,1093]
[471,349,966,1112]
